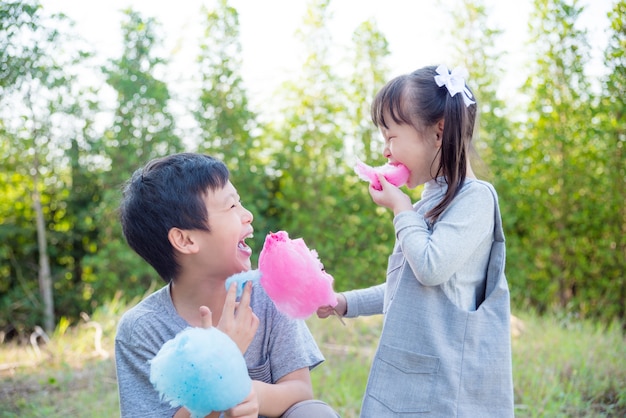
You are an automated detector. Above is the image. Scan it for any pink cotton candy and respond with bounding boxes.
[258,231,337,319]
[354,159,410,190]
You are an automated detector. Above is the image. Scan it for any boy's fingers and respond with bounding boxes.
[199,305,213,328]
[238,280,253,311]
[223,282,238,315]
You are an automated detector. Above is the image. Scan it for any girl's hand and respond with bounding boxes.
[369,174,413,215]
[317,293,346,318]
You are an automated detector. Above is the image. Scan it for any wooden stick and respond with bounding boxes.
[333,308,346,326]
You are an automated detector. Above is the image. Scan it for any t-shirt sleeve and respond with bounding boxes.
[249,287,325,383]
[115,313,179,418]
[269,316,324,382]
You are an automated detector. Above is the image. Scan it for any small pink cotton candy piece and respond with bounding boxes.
[258,231,338,319]
[354,159,410,191]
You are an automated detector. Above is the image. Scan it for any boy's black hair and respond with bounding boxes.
[119,153,230,282]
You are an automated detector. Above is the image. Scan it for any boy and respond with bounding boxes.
[116,153,338,418]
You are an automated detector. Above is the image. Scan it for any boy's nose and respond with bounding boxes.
[242,207,253,224]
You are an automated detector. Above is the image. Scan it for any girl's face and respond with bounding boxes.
[197,181,254,279]
[380,117,442,188]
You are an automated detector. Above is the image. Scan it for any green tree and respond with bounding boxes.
[332,18,397,291]
[447,0,525,307]
[193,0,270,259]
[266,0,361,288]
[596,0,626,322]
[86,9,184,301]
[518,0,596,315]
[447,0,512,175]
[0,0,99,333]
[101,8,183,187]
[265,0,397,291]
[347,18,390,163]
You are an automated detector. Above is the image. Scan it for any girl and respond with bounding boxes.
[318,65,514,417]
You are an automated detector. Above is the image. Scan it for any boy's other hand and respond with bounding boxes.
[219,281,259,353]
[199,305,214,328]
[225,386,259,418]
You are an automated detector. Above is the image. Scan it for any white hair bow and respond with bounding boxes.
[434,65,475,107]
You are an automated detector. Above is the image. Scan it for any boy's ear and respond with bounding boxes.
[168,227,199,254]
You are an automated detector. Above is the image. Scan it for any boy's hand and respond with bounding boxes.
[199,305,214,328]
[218,281,259,354]
[224,386,259,418]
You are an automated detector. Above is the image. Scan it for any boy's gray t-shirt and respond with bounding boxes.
[115,281,324,417]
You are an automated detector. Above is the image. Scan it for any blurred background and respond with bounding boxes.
[0,0,624,345]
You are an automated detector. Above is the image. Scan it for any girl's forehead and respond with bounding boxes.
[206,181,237,202]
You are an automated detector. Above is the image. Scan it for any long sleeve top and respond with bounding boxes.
[343,178,514,417]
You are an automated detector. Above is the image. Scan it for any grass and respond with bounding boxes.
[1,299,625,417]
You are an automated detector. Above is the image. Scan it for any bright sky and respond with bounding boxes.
[43,0,612,115]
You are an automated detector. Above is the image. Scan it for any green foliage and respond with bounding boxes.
[101,8,183,187]
[596,0,626,322]
[260,0,397,291]
[511,312,626,416]
[193,0,271,257]
[504,0,621,321]
[85,8,186,308]
[0,0,100,333]
[1,306,624,417]
[0,0,624,334]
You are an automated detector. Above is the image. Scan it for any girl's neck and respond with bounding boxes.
[466,163,476,179]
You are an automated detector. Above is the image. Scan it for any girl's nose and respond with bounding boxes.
[383,145,392,159]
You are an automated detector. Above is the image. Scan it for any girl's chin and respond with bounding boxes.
[405,179,418,189]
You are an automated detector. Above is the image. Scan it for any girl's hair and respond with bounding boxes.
[371,65,477,223]
[119,153,230,282]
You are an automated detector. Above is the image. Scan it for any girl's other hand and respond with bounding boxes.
[317,293,346,319]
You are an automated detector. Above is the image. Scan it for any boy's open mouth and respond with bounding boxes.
[238,233,253,253]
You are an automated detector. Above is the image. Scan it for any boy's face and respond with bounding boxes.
[200,181,254,279]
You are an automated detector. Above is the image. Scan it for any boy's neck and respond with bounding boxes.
[170,278,227,327]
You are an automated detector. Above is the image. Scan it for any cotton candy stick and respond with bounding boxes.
[258,231,338,319]
[354,159,410,190]
[150,327,251,417]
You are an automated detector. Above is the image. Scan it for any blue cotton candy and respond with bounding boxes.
[225,269,262,297]
[149,327,251,417]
